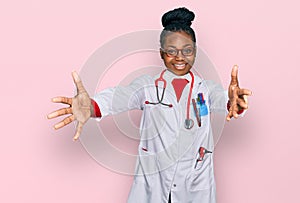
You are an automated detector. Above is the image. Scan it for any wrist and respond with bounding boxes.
[90,99,101,117]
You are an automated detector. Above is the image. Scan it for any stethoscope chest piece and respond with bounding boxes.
[184,119,194,129]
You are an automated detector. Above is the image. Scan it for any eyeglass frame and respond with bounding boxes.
[160,46,196,57]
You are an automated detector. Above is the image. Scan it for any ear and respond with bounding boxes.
[159,48,164,59]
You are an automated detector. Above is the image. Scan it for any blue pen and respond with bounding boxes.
[198,93,208,116]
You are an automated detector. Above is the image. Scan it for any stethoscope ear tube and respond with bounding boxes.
[144,70,195,129]
[145,69,173,108]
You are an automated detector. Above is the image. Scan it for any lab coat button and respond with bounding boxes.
[173,184,176,187]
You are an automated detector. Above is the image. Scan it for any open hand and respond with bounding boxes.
[227,65,252,121]
[47,71,91,140]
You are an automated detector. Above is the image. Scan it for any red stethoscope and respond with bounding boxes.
[145,69,195,129]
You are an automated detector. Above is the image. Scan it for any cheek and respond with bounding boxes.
[162,57,172,65]
[186,56,195,65]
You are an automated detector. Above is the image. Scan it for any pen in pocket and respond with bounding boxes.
[192,98,201,127]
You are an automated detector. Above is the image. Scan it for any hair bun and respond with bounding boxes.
[162,7,195,28]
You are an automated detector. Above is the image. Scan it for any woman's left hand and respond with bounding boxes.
[227,65,252,121]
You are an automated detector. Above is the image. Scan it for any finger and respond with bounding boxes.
[226,112,233,121]
[232,105,239,118]
[227,99,239,121]
[230,65,239,86]
[231,107,239,119]
[73,122,83,141]
[226,109,238,120]
[53,115,75,130]
[236,97,248,109]
[243,95,248,105]
[226,105,235,121]
[229,86,239,102]
[51,97,72,105]
[72,71,87,94]
[233,112,239,118]
[237,88,252,96]
[47,107,72,119]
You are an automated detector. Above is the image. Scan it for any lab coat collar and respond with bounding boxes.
[164,69,204,84]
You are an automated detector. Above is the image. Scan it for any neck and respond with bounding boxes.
[167,69,191,77]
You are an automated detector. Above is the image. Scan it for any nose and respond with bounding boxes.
[175,50,184,60]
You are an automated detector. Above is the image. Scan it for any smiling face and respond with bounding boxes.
[160,31,196,76]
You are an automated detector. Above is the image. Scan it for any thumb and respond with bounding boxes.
[230,65,239,86]
[73,122,83,141]
[72,71,87,94]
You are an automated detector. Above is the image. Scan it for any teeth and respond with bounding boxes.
[174,64,185,69]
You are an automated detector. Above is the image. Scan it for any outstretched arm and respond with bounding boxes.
[227,65,252,121]
[47,71,92,140]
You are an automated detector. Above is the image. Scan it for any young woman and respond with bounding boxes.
[48,7,251,203]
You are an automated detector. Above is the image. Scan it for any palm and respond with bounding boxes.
[47,71,91,140]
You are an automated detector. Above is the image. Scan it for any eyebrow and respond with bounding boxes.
[165,44,194,48]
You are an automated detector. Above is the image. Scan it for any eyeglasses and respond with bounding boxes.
[161,46,195,57]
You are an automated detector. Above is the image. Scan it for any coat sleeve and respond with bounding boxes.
[204,80,228,113]
[91,75,152,118]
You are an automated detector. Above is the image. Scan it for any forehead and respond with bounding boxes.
[163,31,194,48]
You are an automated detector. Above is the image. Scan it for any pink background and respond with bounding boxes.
[1,0,299,202]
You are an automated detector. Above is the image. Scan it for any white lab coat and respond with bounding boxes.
[93,69,228,203]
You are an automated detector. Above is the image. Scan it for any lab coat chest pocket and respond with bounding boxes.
[187,153,213,191]
[142,103,178,134]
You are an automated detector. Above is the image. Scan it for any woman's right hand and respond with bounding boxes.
[47,71,91,141]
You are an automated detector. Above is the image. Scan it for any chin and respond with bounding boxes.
[170,69,190,76]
